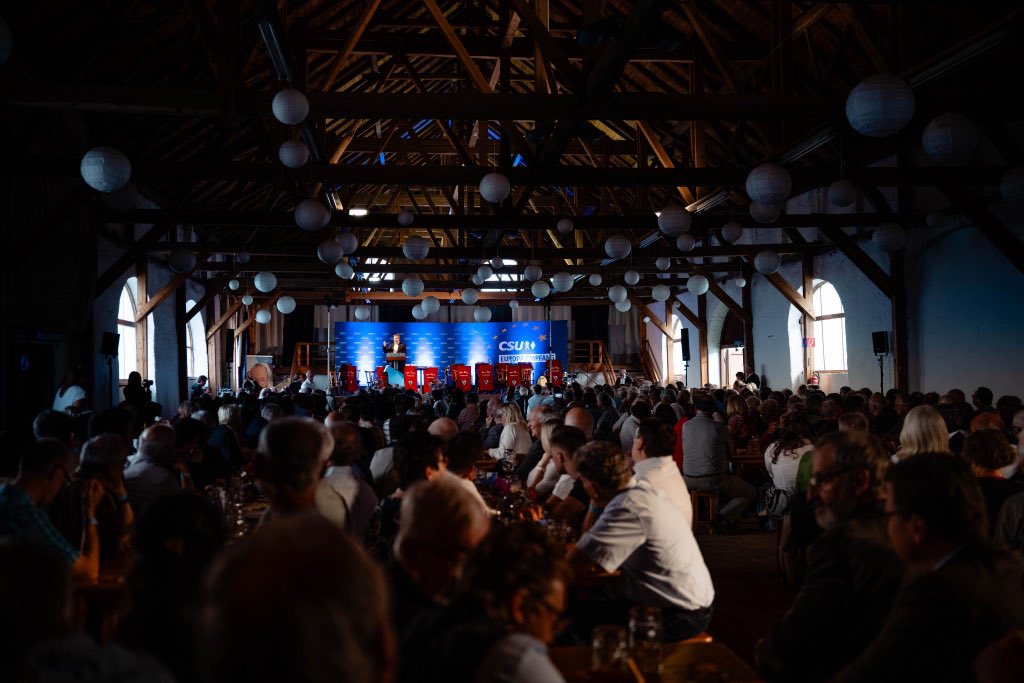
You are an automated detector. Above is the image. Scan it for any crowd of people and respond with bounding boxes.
[2,372,1023,682]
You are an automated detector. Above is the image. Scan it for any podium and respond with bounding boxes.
[386,353,406,370]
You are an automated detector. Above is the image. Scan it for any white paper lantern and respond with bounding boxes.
[656,257,671,271]
[80,147,132,192]
[754,250,782,275]
[317,239,344,264]
[746,163,792,206]
[473,306,492,323]
[477,264,493,281]
[402,277,424,297]
[652,284,671,302]
[335,262,354,279]
[241,294,254,306]
[624,271,640,286]
[336,233,359,255]
[479,172,511,203]
[922,113,979,162]
[657,205,691,236]
[401,235,430,261]
[1001,166,1024,204]
[461,288,480,305]
[490,257,503,271]
[615,300,632,313]
[422,295,440,314]
[398,210,414,226]
[295,199,330,231]
[0,16,12,65]
[272,88,309,126]
[168,248,197,274]
[557,218,573,235]
[588,273,603,286]
[277,296,296,314]
[509,300,519,310]
[845,75,915,138]
[872,223,906,252]
[721,221,744,243]
[524,265,543,282]
[236,251,250,264]
[734,277,747,288]
[551,272,574,292]
[471,274,484,286]
[254,271,277,293]
[608,285,627,304]
[255,309,272,325]
[228,279,240,291]
[605,234,631,259]
[101,183,137,212]
[531,281,551,298]
[828,179,857,208]
[412,304,427,320]
[676,234,696,252]
[750,201,781,224]
[353,305,370,321]
[687,275,710,296]
[278,140,309,168]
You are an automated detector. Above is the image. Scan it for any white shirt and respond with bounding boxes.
[315,465,378,538]
[369,447,396,485]
[488,423,532,459]
[576,480,715,612]
[550,474,575,501]
[445,471,490,514]
[476,633,564,683]
[530,459,561,499]
[619,416,640,455]
[300,378,315,393]
[53,385,87,412]
[633,456,692,527]
[764,442,814,493]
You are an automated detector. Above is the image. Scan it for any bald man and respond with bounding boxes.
[124,424,185,515]
[428,417,459,444]
[565,406,594,439]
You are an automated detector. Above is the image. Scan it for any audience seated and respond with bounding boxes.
[893,404,951,461]
[254,417,333,524]
[632,418,692,526]
[962,429,1022,535]
[125,424,185,515]
[315,420,379,538]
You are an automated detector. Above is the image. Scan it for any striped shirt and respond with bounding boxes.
[0,483,79,563]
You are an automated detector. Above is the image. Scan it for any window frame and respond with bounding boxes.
[811,281,848,373]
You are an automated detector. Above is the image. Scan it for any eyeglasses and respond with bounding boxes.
[532,595,569,631]
[809,464,866,489]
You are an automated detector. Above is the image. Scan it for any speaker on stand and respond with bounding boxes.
[871,331,889,394]
[101,331,120,408]
[679,328,691,386]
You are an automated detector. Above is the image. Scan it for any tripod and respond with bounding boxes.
[104,354,116,408]
[876,354,885,395]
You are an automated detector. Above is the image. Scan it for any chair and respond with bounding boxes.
[690,490,718,529]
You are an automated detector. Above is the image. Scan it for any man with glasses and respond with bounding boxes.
[756,430,903,682]
[0,438,104,580]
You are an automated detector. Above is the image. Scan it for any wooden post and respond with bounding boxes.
[802,251,815,384]
[697,295,709,386]
[665,301,674,384]
[890,251,909,391]
[135,258,148,380]
[175,285,188,406]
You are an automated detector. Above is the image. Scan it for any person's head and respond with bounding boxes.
[88,408,135,446]
[197,375,208,386]
[574,442,632,500]
[463,523,570,645]
[973,386,994,409]
[305,370,313,381]
[255,418,333,514]
[199,514,393,683]
[392,333,401,344]
[564,406,594,439]
[218,404,242,430]
[898,405,951,458]
[885,453,987,566]
[77,434,130,487]
[486,397,501,418]
[633,418,674,463]
[465,391,478,406]
[868,393,886,416]
[735,371,745,381]
[962,429,1015,474]
[694,393,716,415]
[630,400,652,421]
[837,412,869,432]
[726,395,747,418]
[326,422,363,468]
[139,423,177,469]
[32,410,77,448]
[758,398,782,426]
[249,362,271,389]
[15,439,72,504]
[1014,409,1024,455]
[261,403,283,423]
[539,416,564,454]
[394,476,491,603]
[445,431,483,479]
[427,417,459,443]
[969,412,1003,434]
[527,404,553,437]
[495,402,526,428]
[548,425,587,478]
[774,411,811,459]
[394,435,446,489]
[810,431,888,530]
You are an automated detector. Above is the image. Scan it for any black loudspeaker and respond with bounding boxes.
[680,328,691,361]
[872,331,890,355]
[101,332,120,356]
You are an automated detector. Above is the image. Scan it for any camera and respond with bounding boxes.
[142,379,154,387]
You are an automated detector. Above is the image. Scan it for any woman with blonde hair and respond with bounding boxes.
[894,404,950,461]
[488,402,532,461]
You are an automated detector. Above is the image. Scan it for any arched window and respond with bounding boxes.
[184,299,209,379]
[812,281,848,372]
[117,279,139,380]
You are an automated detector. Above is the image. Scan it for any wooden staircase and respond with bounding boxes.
[289,342,334,385]
[567,339,617,385]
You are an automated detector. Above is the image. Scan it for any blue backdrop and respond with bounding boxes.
[334,320,568,384]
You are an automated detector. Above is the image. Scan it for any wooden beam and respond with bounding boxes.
[746,256,815,319]
[706,278,751,322]
[740,262,755,373]
[507,0,581,91]
[628,296,673,338]
[671,299,707,333]
[818,225,894,296]
[321,0,382,92]
[234,291,282,338]
[697,295,709,386]
[134,251,213,322]
[95,224,174,297]
[175,285,188,400]
[207,296,243,340]
[890,250,909,391]
[938,183,1024,275]
[135,257,148,381]
[636,121,695,205]
[184,272,234,323]
[801,251,815,382]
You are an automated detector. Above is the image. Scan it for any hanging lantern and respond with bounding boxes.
[676,234,696,252]
[656,257,671,271]
[531,281,551,298]
[750,201,781,224]
[557,218,573,235]
[402,236,430,261]
[421,296,440,314]
[477,264,494,281]
[317,239,344,264]
[412,304,427,320]
[241,294,254,306]
[588,273,603,286]
[524,265,543,282]
[271,88,309,125]
[461,288,480,305]
[845,74,915,138]
[277,296,296,314]
[474,306,492,323]
[353,305,371,321]
[471,274,484,286]
[754,250,782,275]
[652,284,671,302]
[479,172,511,203]
[686,274,709,295]
[236,251,250,264]
[255,309,272,325]
[490,257,503,271]
[228,279,240,291]
[734,277,747,288]
[872,223,907,252]
[720,222,744,243]
[398,210,414,226]
[101,183,137,212]
[922,113,980,162]
[335,263,354,279]
[295,199,330,231]
[278,140,309,168]
[615,300,632,312]
[746,163,792,206]
[828,179,857,208]
[551,272,574,292]
[509,300,520,310]
[657,205,691,236]
[402,276,424,297]
[168,248,197,274]
[80,147,132,192]
[608,285,627,304]
[254,271,277,293]
[336,233,359,255]
[623,271,639,286]
[604,234,631,259]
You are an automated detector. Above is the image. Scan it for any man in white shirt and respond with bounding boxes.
[632,418,692,526]
[618,400,651,455]
[299,370,316,393]
[316,421,378,538]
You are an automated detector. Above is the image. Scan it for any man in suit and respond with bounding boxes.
[383,333,407,372]
[834,453,1024,683]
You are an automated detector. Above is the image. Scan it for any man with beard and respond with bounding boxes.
[755,431,904,682]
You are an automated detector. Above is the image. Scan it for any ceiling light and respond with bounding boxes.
[348,208,368,216]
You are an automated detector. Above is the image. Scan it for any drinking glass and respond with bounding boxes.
[591,625,628,672]
[628,606,663,675]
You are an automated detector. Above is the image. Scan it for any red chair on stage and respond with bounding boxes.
[475,363,494,392]
[518,363,534,386]
[495,363,509,387]
[423,367,438,392]
[403,366,419,390]
[547,359,563,387]
[451,364,472,391]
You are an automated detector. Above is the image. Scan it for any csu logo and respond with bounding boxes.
[498,340,536,351]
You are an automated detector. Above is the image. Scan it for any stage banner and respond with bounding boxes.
[423,367,438,392]
[519,363,534,385]
[453,364,472,391]
[495,363,509,385]
[334,320,568,387]
[342,364,358,393]
[476,363,494,392]
[404,366,418,390]
[548,359,563,387]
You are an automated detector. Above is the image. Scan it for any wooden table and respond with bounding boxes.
[550,640,762,682]
[72,563,129,642]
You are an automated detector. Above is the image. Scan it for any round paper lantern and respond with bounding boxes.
[277,296,296,314]
[402,236,430,261]
[624,271,640,286]
[336,232,359,255]
[754,250,782,275]
[652,284,671,302]
[295,199,330,231]
[474,306,492,323]
[80,147,131,192]
[656,256,671,271]
[335,263,354,279]
[605,234,631,259]
[531,281,551,298]
[421,296,440,314]
[168,248,196,274]
[228,279,240,291]
[721,221,744,243]
[272,88,309,125]
[402,276,424,297]
[615,300,632,313]
[524,265,543,282]
[479,172,511,203]
[317,239,343,264]
[353,305,371,321]
[557,218,573,235]
[828,179,857,208]
[236,251,250,264]
[746,163,792,206]
[241,294,254,306]
[676,234,696,252]
[551,272,574,292]
[657,205,691,236]
[461,288,480,305]
[509,300,519,310]
[490,257,503,271]
[471,274,484,286]
[398,210,414,226]
[254,271,277,293]
[734,277,747,288]
[588,273,603,286]
[412,304,427,320]
[278,139,309,168]
[101,183,137,212]
[845,74,915,138]
[477,264,493,281]
[255,309,272,325]
[1000,166,1024,204]
[608,285,627,304]
[922,113,979,162]
[750,201,781,224]
[872,223,906,252]
[0,16,12,65]
[687,275,710,296]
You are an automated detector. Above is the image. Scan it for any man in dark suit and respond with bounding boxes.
[834,453,1024,683]
[382,333,407,372]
